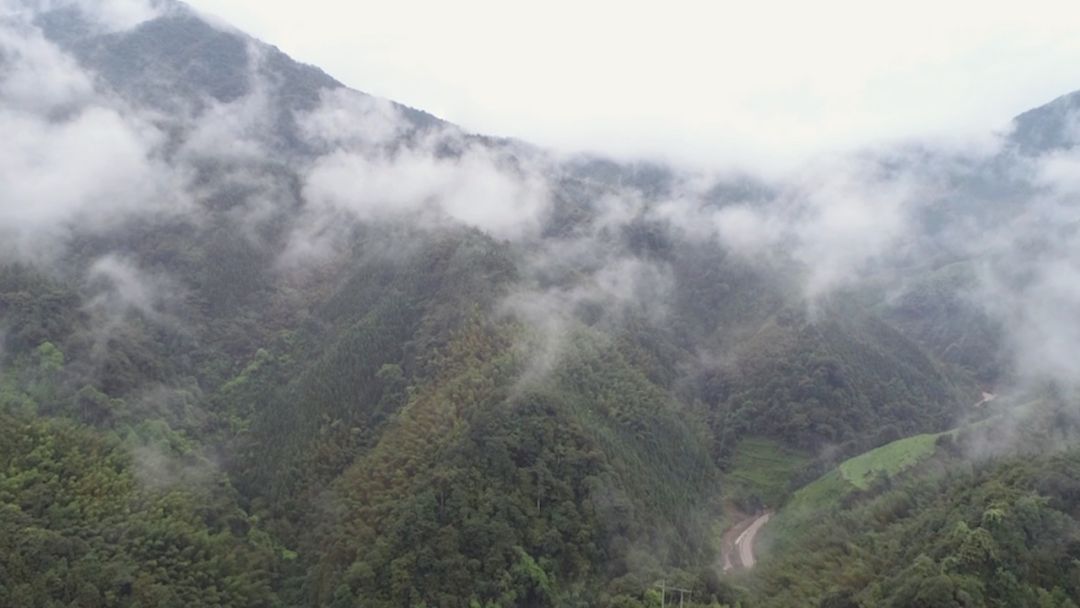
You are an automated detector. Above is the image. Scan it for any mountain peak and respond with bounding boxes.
[1009,88,1080,154]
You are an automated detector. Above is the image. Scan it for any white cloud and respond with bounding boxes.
[4,0,165,32]
[86,254,172,319]
[304,145,549,237]
[75,0,162,31]
[299,88,407,149]
[789,163,920,298]
[188,0,1080,167]
[0,17,184,261]
[648,156,924,299]
[977,249,1080,387]
[1035,148,1080,194]
[0,106,174,252]
[969,147,1080,390]
[0,23,94,113]
[178,82,269,163]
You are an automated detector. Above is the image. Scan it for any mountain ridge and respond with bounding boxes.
[3,2,1080,607]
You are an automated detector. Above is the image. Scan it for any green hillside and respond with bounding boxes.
[4,3,1080,608]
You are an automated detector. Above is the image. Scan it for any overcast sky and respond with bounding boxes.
[187,0,1080,169]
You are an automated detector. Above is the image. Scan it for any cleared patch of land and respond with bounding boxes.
[767,431,945,542]
[719,438,808,572]
[839,432,940,490]
[723,437,810,507]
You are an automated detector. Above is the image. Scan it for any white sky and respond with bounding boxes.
[187,0,1080,168]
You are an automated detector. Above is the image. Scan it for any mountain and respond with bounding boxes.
[3,1,1080,607]
[32,1,442,145]
[1010,89,1080,154]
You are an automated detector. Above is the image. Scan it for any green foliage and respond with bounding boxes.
[0,181,1012,608]
[0,413,282,607]
[750,445,1080,608]
[769,431,944,542]
[723,437,809,509]
[34,342,64,371]
[704,303,975,459]
[839,432,941,490]
[294,321,724,607]
[232,228,519,505]
[0,226,990,608]
[14,17,1079,605]
[0,266,79,356]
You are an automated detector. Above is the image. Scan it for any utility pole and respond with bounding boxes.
[656,581,691,608]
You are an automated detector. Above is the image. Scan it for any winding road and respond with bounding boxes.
[719,390,996,572]
[718,394,997,574]
[721,511,772,571]
[735,512,770,568]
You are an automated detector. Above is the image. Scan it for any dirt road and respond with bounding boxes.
[721,511,772,571]
[735,512,770,569]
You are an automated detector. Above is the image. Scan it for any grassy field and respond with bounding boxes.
[764,402,1038,554]
[765,432,944,545]
[724,437,810,507]
[839,432,941,489]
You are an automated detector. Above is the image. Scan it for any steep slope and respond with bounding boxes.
[700,301,974,463]
[305,328,719,606]
[0,412,283,607]
[744,390,1080,607]
[33,1,442,148]
[4,1,1080,607]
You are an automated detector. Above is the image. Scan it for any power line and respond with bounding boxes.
[657,580,692,608]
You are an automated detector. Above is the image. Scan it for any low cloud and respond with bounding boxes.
[304,144,549,237]
[0,105,180,260]
[787,160,922,299]
[8,0,166,33]
[300,87,408,150]
[648,154,929,300]
[0,21,94,113]
[1034,146,1080,193]
[85,254,176,321]
[501,255,673,386]
[0,12,188,262]
[970,147,1080,392]
[284,90,552,267]
[4,0,1080,456]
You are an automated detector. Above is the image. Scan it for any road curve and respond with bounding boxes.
[721,511,772,571]
[734,512,771,569]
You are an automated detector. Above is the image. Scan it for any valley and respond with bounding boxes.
[2,1,1080,607]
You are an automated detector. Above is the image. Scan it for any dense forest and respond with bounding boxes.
[4,1,1080,607]
[751,393,1080,607]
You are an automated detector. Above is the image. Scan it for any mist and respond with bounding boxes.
[10,3,1080,606]
[3,0,1080,472]
[187,0,1080,172]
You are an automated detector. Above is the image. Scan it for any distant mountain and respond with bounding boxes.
[1010,89,1080,154]
[32,1,442,151]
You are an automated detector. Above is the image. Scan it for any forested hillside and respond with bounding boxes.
[749,392,1080,607]
[3,1,1080,607]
